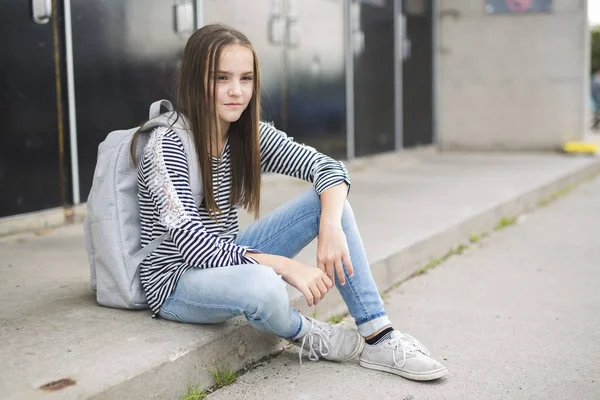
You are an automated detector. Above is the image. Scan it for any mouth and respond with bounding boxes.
[225,103,242,107]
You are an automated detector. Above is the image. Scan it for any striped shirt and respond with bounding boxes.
[138,122,351,316]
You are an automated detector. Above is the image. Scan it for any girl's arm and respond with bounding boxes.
[259,122,351,197]
[259,123,354,285]
[316,182,355,285]
[141,127,257,268]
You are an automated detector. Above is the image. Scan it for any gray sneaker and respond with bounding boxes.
[359,331,448,381]
[292,317,364,364]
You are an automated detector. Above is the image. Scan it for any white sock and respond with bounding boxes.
[291,315,312,341]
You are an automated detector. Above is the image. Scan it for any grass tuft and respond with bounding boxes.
[539,184,576,207]
[327,314,345,325]
[454,244,469,255]
[210,365,238,388]
[181,385,206,400]
[538,197,551,206]
[494,216,517,231]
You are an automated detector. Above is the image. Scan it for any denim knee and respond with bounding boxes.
[244,268,290,321]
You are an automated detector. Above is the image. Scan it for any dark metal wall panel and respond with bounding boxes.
[0,1,63,217]
[402,0,433,147]
[72,0,191,201]
[353,0,395,157]
[285,0,347,159]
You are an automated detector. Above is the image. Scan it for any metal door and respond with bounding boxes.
[204,0,347,159]
[402,0,433,147]
[352,0,396,157]
[0,0,66,217]
[284,0,347,159]
[72,0,195,202]
[202,0,284,127]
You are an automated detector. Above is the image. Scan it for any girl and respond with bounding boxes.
[133,23,447,381]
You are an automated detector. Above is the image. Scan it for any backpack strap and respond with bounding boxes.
[176,124,202,204]
[140,104,203,206]
[149,99,173,119]
[131,232,169,267]
[134,102,204,260]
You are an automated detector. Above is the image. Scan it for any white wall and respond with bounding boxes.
[436,0,589,151]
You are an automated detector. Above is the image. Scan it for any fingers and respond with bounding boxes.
[335,259,346,286]
[309,271,331,306]
[317,260,326,274]
[316,279,330,296]
[343,254,354,278]
[319,259,336,285]
[322,272,333,288]
[325,262,335,288]
[300,286,314,307]
[317,255,355,289]
[309,284,323,306]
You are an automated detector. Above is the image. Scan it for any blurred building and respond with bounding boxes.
[0,0,589,221]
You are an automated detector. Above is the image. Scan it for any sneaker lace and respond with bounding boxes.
[299,320,332,364]
[390,333,430,368]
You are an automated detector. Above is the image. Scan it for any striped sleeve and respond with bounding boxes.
[259,122,351,194]
[141,128,258,268]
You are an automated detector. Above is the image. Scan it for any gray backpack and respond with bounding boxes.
[84,100,202,309]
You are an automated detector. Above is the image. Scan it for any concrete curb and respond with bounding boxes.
[88,157,600,400]
[0,204,87,238]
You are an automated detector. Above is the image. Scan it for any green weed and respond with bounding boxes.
[181,385,206,400]
[210,365,238,388]
[494,216,517,231]
[454,244,469,255]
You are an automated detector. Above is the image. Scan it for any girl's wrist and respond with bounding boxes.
[246,252,288,275]
[319,217,342,231]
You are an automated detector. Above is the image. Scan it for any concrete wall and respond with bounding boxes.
[436,0,589,151]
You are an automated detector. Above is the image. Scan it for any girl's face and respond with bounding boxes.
[214,44,255,133]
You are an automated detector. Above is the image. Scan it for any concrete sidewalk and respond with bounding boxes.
[208,162,600,400]
[1,150,599,400]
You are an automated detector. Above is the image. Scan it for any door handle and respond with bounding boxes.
[268,0,285,45]
[286,18,302,48]
[285,0,302,48]
[173,1,194,36]
[32,0,52,24]
[351,1,364,57]
[268,16,286,45]
[397,13,411,60]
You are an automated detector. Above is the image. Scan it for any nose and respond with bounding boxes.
[229,81,242,97]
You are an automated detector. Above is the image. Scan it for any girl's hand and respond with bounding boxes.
[279,259,333,307]
[317,223,354,286]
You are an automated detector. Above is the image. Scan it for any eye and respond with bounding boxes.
[218,75,228,81]
[242,76,253,81]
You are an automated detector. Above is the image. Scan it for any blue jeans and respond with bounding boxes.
[158,189,391,338]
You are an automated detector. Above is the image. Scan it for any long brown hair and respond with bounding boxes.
[132,24,262,219]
